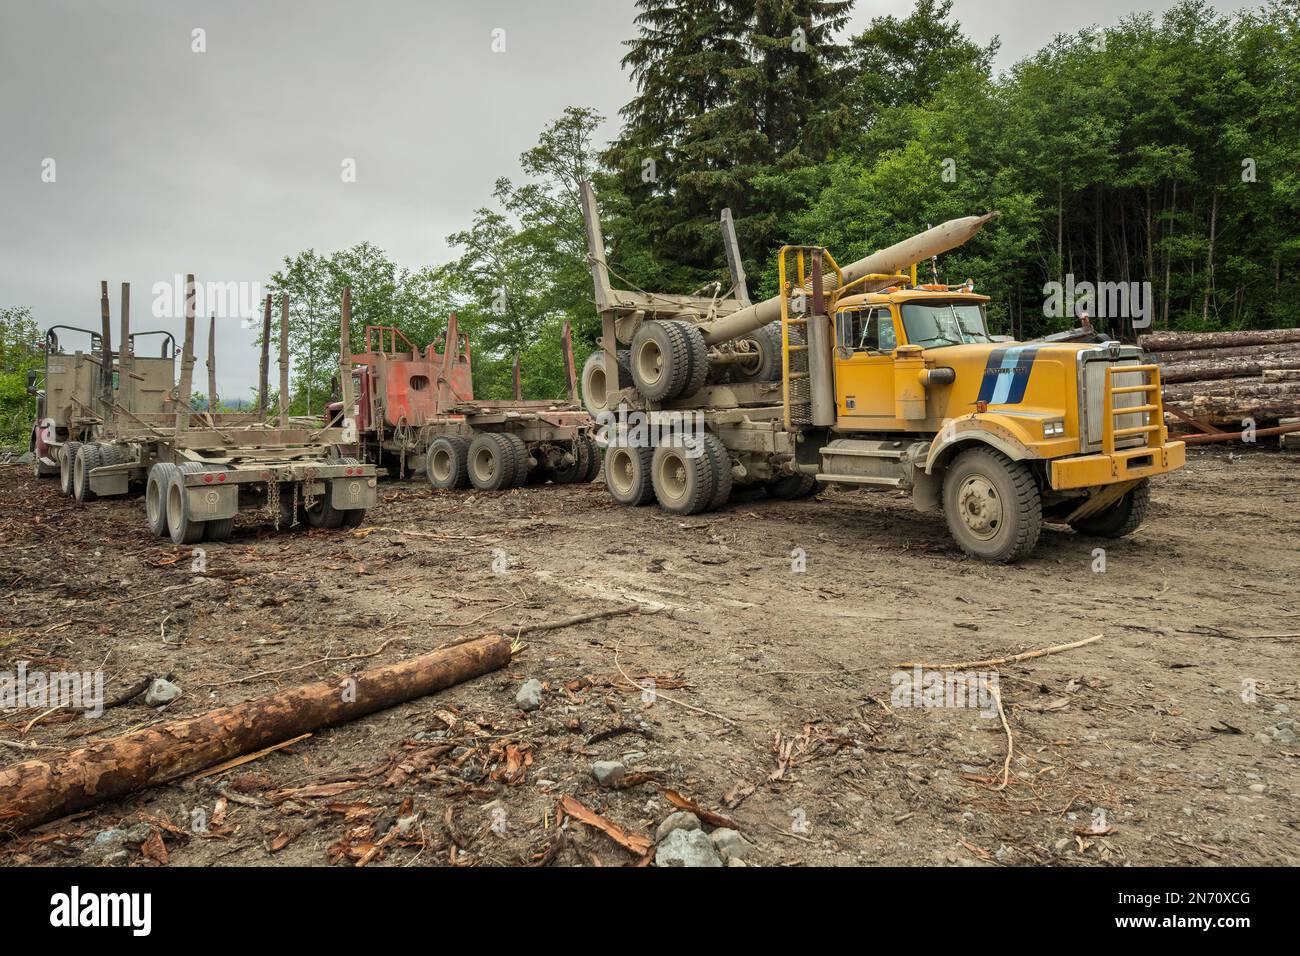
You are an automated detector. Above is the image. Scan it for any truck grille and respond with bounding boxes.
[1080,350,1148,451]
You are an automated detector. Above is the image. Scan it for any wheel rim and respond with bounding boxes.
[957,474,1002,540]
[472,446,496,483]
[608,448,634,495]
[655,450,687,502]
[635,339,663,387]
[736,339,764,377]
[147,476,162,525]
[587,364,607,406]
[431,447,452,482]
[167,481,183,531]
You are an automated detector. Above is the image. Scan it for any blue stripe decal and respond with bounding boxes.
[976,348,1008,403]
[1005,346,1040,404]
[977,346,1041,406]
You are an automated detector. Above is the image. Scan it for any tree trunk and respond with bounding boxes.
[1146,342,1300,364]
[1139,328,1300,352]
[0,635,511,832]
[1158,356,1300,384]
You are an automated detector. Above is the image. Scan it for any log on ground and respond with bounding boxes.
[0,634,511,833]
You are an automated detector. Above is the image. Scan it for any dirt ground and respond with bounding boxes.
[1,444,1297,867]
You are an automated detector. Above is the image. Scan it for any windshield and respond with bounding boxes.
[900,302,993,348]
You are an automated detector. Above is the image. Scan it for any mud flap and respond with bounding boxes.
[912,469,941,513]
[330,476,377,511]
[186,484,238,521]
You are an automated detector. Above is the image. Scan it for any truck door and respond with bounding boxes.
[834,306,897,418]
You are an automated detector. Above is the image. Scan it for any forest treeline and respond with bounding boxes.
[5,0,1297,429]
[268,0,1299,410]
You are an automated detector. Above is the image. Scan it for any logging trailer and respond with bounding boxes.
[28,278,377,543]
[329,303,600,491]
[579,183,1187,562]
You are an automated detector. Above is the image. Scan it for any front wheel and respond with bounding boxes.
[941,448,1042,563]
[1069,480,1150,538]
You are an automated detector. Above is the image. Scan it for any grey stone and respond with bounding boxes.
[516,679,543,711]
[709,827,754,862]
[591,760,626,787]
[17,452,35,465]
[102,850,131,866]
[145,678,182,706]
[654,827,722,867]
[654,810,701,843]
[92,828,128,848]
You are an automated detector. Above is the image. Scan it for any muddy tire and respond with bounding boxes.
[59,441,82,496]
[303,490,345,529]
[426,436,470,490]
[500,434,529,487]
[729,324,782,383]
[766,473,820,500]
[580,349,633,415]
[204,517,235,541]
[73,445,102,503]
[145,462,178,537]
[651,441,715,515]
[700,432,733,511]
[467,433,517,491]
[672,320,709,399]
[551,440,585,484]
[630,320,706,401]
[579,435,602,483]
[942,448,1042,563]
[1069,480,1151,538]
[604,444,654,506]
[166,463,207,545]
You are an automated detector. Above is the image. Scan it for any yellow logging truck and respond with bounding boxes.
[580,184,1186,562]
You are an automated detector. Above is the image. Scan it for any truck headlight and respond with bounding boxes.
[1043,419,1065,438]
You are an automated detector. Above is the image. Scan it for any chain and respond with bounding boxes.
[291,483,300,528]
[267,477,281,530]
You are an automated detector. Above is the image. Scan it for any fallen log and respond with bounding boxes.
[1138,328,1300,352]
[1262,369,1300,383]
[0,634,511,833]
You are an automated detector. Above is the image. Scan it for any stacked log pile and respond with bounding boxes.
[1138,328,1300,428]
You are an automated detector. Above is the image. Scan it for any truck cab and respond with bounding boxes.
[802,280,1186,560]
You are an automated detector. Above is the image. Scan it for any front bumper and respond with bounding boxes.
[1049,440,1186,491]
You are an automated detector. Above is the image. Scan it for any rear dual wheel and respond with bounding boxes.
[552,436,600,485]
[426,437,471,490]
[72,445,102,503]
[467,433,525,491]
[304,457,367,530]
[59,442,83,496]
[629,320,708,401]
[580,349,633,415]
[650,432,732,515]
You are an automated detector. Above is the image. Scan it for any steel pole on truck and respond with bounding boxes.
[118,283,132,415]
[279,295,290,428]
[98,280,114,423]
[340,286,355,432]
[258,294,272,417]
[175,274,197,432]
[206,313,218,414]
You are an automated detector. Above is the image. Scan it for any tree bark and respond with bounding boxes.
[1158,356,1300,384]
[0,635,511,832]
[1146,342,1300,365]
[1139,328,1300,352]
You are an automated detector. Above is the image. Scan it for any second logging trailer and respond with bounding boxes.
[29,278,378,543]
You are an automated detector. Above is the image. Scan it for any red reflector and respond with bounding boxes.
[217,473,226,482]
[203,474,213,483]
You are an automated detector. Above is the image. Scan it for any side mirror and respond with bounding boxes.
[25,370,38,395]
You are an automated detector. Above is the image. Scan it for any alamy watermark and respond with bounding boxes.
[890,666,999,718]
[150,275,263,322]
[1043,274,1152,329]
[596,404,707,457]
[1,662,104,718]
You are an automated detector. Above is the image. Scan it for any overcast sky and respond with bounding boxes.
[0,0,1252,399]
